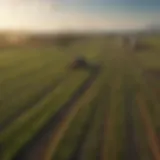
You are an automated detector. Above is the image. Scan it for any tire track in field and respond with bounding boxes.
[69,77,111,160]
[45,83,99,160]
[68,83,108,160]
[68,98,99,160]
[129,53,160,113]
[124,77,140,160]
[98,70,116,160]
[128,53,160,159]
[101,71,122,160]
[124,51,160,160]
[0,72,71,133]
[94,87,111,160]
[13,67,100,160]
[136,93,160,160]
[75,58,119,160]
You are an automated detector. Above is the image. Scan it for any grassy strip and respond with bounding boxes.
[103,71,123,160]
[79,85,110,160]
[49,70,104,160]
[43,77,100,160]
[51,78,101,160]
[78,50,127,160]
[76,62,113,160]
[0,71,89,160]
[0,69,68,124]
[136,92,160,160]
[1,72,88,138]
[125,53,159,160]
[115,86,125,160]
[133,91,153,160]
[51,99,96,160]
[110,70,125,160]
[126,55,159,132]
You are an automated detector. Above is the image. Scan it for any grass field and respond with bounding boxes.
[0,35,160,160]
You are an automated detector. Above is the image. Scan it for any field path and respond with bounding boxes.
[13,67,100,160]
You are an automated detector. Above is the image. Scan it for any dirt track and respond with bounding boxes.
[13,67,100,160]
[0,72,70,132]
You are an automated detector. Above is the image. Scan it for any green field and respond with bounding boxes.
[0,36,160,160]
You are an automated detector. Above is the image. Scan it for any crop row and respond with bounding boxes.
[125,52,160,160]
[0,71,89,160]
[50,65,110,160]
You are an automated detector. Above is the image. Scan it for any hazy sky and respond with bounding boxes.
[0,0,160,32]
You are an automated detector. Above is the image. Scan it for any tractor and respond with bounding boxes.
[69,56,89,70]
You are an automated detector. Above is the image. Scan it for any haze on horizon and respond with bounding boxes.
[0,0,160,33]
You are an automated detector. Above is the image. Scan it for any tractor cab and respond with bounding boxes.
[70,56,88,70]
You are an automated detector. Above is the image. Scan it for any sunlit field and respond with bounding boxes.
[0,35,160,160]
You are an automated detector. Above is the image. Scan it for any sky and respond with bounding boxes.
[0,0,160,32]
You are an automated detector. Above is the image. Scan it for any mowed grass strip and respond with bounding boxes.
[44,71,102,160]
[0,69,69,126]
[78,49,126,160]
[136,92,160,160]
[133,90,153,160]
[51,101,95,160]
[125,51,160,160]
[102,71,123,160]
[50,84,100,160]
[77,62,114,160]
[0,71,89,160]
[0,72,71,132]
[126,55,160,130]
[115,82,125,160]
[78,85,110,160]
